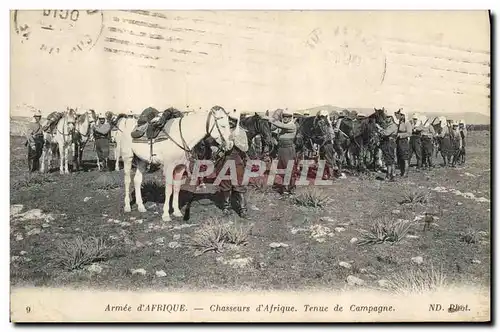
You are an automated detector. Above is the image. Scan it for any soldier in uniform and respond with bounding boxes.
[93,113,111,171]
[394,109,413,177]
[25,110,44,172]
[218,110,250,219]
[270,109,298,195]
[419,115,435,169]
[458,119,467,165]
[375,111,398,181]
[409,113,423,170]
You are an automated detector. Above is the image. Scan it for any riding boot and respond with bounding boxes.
[235,191,249,219]
[221,191,232,215]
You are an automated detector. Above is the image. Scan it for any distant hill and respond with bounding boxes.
[299,105,490,125]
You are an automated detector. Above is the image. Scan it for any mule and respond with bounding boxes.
[120,106,233,222]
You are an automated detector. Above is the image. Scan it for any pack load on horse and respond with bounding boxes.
[121,105,233,222]
[42,111,64,133]
[131,107,184,141]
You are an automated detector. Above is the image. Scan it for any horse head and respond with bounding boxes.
[372,107,387,125]
[207,105,232,152]
[65,107,77,133]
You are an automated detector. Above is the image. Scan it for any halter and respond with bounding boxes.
[76,112,96,140]
[57,112,76,140]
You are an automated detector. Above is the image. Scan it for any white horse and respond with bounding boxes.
[110,116,135,171]
[54,109,77,174]
[120,106,233,222]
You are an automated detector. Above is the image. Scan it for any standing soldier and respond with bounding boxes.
[93,113,111,171]
[394,109,413,177]
[409,113,423,170]
[419,115,436,170]
[270,109,298,195]
[25,110,44,172]
[217,109,250,219]
[458,119,467,165]
[375,111,398,181]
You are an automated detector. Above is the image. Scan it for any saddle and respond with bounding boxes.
[110,113,128,130]
[131,107,184,142]
[42,111,64,133]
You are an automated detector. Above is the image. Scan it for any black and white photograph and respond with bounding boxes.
[9,8,491,322]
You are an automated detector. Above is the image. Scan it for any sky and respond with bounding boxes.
[10,10,490,117]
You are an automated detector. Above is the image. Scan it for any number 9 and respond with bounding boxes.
[26,306,31,313]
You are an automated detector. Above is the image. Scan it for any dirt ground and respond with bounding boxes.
[10,132,491,292]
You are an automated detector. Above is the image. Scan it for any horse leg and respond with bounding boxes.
[115,139,120,171]
[134,160,147,213]
[40,147,46,173]
[162,165,173,222]
[96,153,101,171]
[172,166,186,218]
[123,156,133,212]
[64,145,70,174]
[59,143,65,174]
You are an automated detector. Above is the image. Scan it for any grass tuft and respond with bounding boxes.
[52,236,114,271]
[188,217,251,256]
[387,264,447,295]
[399,189,430,205]
[358,218,413,246]
[293,188,330,208]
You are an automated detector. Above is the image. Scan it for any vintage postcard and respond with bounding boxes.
[10,9,491,322]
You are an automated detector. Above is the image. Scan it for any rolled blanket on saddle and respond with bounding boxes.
[131,107,183,140]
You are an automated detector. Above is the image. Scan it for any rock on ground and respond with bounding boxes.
[347,275,365,286]
[411,256,424,265]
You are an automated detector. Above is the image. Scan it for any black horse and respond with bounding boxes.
[294,115,336,177]
[239,113,274,160]
[335,108,385,172]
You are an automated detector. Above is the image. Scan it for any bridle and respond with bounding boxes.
[160,107,230,154]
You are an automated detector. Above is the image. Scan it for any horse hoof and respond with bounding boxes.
[138,205,147,213]
[124,206,131,213]
[172,210,183,218]
[162,214,171,222]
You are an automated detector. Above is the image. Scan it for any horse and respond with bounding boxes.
[73,110,97,171]
[40,118,60,173]
[239,113,274,160]
[111,114,137,172]
[335,108,384,172]
[48,108,77,174]
[120,106,233,222]
[294,115,334,177]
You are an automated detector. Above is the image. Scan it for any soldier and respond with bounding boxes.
[375,111,398,181]
[409,113,423,170]
[458,119,467,164]
[93,113,111,171]
[270,109,298,195]
[25,110,44,172]
[217,110,250,219]
[419,115,436,169]
[394,109,413,177]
